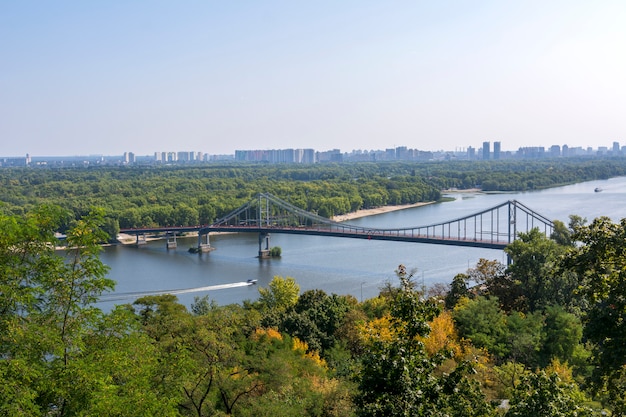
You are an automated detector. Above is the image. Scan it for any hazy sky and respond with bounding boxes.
[2,1,625,156]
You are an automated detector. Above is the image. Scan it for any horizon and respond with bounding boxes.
[2,1,625,157]
[2,139,620,160]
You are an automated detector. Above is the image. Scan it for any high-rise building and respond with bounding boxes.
[482,141,490,160]
[467,146,476,160]
[493,141,501,160]
[549,145,561,157]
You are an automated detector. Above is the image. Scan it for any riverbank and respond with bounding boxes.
[332,201,436,222]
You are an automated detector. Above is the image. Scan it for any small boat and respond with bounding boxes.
[247,279,258,285]
[594,187,603,192]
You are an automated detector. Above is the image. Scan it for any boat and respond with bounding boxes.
[594,187,603,192]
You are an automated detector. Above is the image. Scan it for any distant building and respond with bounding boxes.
[482,141,490,160]
[235,148,317,163]
[317,149,342,163]
[517,147,545,158]
[549,145,561,157]
[124,152,136,164]
[467,146,476,160]
[493,141,501,160]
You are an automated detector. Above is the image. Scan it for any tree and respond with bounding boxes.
[505,228,576,312]
[561,216,626,411]
[355,265,492,416]
[445,273,470,309]
[539,306,583,367]
[453,296,510,360]
[0,206,172,415]
[505,371,594,417]
[257,276,300,313]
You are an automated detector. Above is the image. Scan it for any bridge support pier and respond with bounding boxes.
[135,234,147,247]
[195,232,215,253]
[258,232,270,258]
[166,231,177,250]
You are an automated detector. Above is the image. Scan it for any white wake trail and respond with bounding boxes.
[99,281,254,303]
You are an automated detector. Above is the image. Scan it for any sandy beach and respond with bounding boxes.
[331,201,435,222]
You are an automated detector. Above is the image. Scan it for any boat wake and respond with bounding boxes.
[98,281,254,303]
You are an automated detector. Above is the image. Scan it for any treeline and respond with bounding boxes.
[1,206,625,415]
[1,158,626,234]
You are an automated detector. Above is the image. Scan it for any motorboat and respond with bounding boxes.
[594,187,603,192]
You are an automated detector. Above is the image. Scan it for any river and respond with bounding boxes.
[98,177,626,309]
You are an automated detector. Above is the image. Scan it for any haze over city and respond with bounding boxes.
[2,1,625,157]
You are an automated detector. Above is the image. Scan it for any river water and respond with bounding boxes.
[98,177,626,309]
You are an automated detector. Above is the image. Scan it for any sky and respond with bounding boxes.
[2,1,625,157]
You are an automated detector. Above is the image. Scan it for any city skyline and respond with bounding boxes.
[2,139,623,168]
[2,2,625,156]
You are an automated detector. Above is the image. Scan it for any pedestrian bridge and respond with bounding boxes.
[120,193,554,257]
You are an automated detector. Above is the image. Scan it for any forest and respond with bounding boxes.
[1,158,626,415]
[1,201,626,415]
[1,158,626,239]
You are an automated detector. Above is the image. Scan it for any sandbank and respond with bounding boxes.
[332,201,435,222]
[441,188,483,194]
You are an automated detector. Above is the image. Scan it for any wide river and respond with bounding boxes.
[98,177,626,309]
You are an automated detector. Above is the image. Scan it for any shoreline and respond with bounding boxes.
[331,201,435,222]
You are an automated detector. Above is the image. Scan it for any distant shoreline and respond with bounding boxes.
[331,201,435,222]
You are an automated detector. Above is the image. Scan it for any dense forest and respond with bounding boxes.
[2,158,626,238]
[2,159,626,415]
[2,201,626,414]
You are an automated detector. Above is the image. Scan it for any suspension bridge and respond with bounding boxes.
[119,193,554,257]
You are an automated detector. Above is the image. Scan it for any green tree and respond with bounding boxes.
[0,206,174,415]
[505,228,577,312]
[453,296,510,360]
[561,216,626,412]
[280,290,352,354]
[356,265,492,416]
[445,273,470,309]
[258,276,300,313]
[505,371,594,417]
[539,306,583,367]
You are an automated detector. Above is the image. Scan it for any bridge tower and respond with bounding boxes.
[258,194,271,257]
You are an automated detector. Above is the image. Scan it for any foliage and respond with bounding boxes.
[355,265,492,416]
[453,296,510,360]
[560,216,626,412]
[445,273,470,309]
[0,207,179,415]
[504,228,577,312]
[257,276,300,313]
[268,246,282,257]
[3,158,626,230]
[504,371,595,417]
